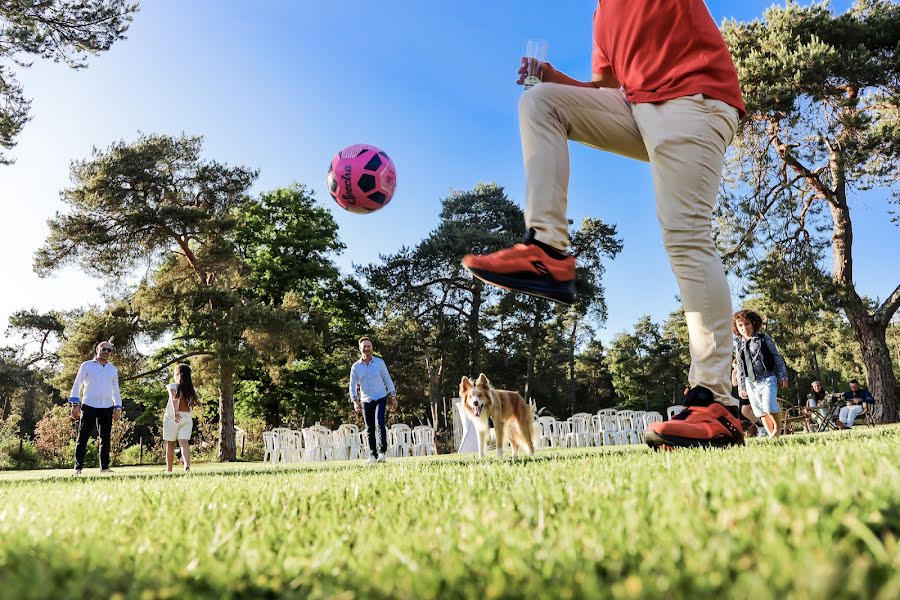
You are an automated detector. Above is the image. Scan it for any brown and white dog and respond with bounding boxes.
[459,374,536,458]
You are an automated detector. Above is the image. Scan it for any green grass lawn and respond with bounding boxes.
[1,426,897,599]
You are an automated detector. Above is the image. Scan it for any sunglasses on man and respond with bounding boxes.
[99,348,113,353]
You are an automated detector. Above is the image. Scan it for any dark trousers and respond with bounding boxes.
[363,396,387,457]
[75,406,114,470]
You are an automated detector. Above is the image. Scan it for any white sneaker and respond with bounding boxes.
[100,468,114,474]
[366,456,378,465]
[377,453,386,463]
[73,469,82,476]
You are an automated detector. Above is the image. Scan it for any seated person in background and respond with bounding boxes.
[837,378,876,429]
[806,380,828,408]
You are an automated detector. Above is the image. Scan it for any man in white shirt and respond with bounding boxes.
[69,341,123,474]
[349,336,397,464]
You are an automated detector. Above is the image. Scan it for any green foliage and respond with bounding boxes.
[36,133,258,280]
[573,339,618,410]
[607,313,690,411]
[65,438,99,469]
[117,444,148,466]
[234,356,351,428]
[227,184,370,430]
[234,185,344,306]
[0,351,58,435]
[0,427,896,598]
[570,217,623,322]
[0,0,137,163]
[738,253,870,400]
[52,304,144,392]
[0,436,40,470]
[110,413,133,462]
[5,308,66,367]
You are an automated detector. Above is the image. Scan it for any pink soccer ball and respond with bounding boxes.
[326,144,397,213]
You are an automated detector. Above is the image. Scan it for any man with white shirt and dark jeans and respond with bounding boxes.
[349,336,397,464]
[69,341,123,475]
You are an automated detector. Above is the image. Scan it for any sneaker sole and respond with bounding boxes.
[463,265,576,305]
[645,429,744,450]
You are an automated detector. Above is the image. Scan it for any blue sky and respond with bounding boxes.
[1,0,895,348]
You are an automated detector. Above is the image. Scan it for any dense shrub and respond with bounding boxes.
[118,443,161,466]
[0,436,41,470]
[64,439,98,468]
[110,414,134,463]
[34,405,76,467]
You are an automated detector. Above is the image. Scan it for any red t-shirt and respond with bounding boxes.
[592,0,746,118]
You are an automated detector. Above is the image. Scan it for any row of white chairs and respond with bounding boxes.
[533,408,681,449]
[262,423,437,464]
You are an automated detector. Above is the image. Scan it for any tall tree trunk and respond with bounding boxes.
[427,354,444,429]
[264,392,280,429]
[843,306,898,422]
[468,281,482,375]
[524,303,545,405]
[217,358,237,461]
[830,188,899,422]
[811,347,821,383]
[568,318,577,415]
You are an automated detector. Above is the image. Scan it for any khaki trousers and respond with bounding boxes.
[519,83,739,404]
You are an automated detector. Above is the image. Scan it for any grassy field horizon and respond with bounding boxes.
[1,426,898,599]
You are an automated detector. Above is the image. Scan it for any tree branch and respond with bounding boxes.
[721,175,803,260]
[875,283,900,328]
[769,121,836,205]
[120,351,215,382]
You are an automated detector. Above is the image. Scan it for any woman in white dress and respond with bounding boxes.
[163,364,199,472]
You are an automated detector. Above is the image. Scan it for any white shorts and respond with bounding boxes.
[746,375,780,418]
[163,412,193,441]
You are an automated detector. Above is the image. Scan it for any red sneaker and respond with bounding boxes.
[462,241,576,305]
[646,387,744,449]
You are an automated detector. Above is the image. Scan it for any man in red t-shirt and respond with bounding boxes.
[462,0,746,448]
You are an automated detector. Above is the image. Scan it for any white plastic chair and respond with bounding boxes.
[412,425,437,456]
[279,430,303,463]
[270,427,291,462]
[262,432,277,463]
[388,424,413,458]
[667,405,685,420]
[311,425,335,461]
[590,415,602,446]
[642,411,663,429]
[536,416,558,449]
[615,411,640,445]
[598,414,619,446]
[301,427,326,462]
[555,420,573,448]
[566,414,592,447]
[357,430,371,459]
[329,429,349,461]
[631,411,647,443]
[337,424,361,460]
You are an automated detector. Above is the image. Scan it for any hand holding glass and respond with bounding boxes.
[523,39,547,89]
